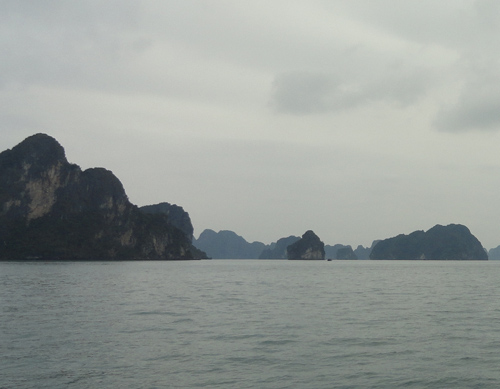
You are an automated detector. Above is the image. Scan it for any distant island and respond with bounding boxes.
[193,225,488,260]
[489,245,500,260]
[0,134,493,261]
[370,224,488,260]
[193,230,379,260]
[193,229,267,259]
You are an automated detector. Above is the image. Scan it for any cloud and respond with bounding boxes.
[270,66,432,115]
[435,98,500,133]
[330,0,500,51]
[435,62,500,132]
[0,1,143,90]
[270,72,338,114]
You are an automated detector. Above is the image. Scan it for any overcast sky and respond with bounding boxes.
[2,0,500,249]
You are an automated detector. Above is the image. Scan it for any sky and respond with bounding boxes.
[2,1,500,249]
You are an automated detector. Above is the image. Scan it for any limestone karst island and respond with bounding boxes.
[0,134,204,260]
[0,134,491,261]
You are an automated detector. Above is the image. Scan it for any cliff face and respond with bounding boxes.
[0,134,194,260]
[370,224,488,260]
[139,203,208,259]
[140,202,194,241]
[287,230,325,260]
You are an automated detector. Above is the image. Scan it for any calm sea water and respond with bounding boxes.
[2,260,500,388]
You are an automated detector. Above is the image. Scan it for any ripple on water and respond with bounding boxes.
[3,260,500,388]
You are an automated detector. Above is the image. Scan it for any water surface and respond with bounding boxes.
[2,260,500,388]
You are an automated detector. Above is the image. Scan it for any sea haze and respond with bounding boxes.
[2,260,500,388]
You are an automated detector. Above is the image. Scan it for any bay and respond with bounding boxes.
[2,260,500,388]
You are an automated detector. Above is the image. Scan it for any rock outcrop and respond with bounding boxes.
[370,224,488,260]
[287,230,325,260]
[140,202,194,241]
[139,202,209,259]
[193,229,266,259]
[259,235,300,259]
[0,133,195,260]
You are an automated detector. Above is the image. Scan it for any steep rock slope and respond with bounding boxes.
[140,202,194,241]
[0,134,193,260]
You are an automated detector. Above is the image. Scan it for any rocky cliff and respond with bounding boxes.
[370,224,488,260]
[287,230,325,260]
[0,134,195,260]
[139,202,209,259]
[140,202,194,241]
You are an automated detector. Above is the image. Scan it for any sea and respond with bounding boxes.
[2,259,500,388]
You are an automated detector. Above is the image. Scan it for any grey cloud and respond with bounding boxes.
[0,114,42,132]
[366,67,432,107]
[270,67,431,115]
[331,0,500,133]
[332,0,500,50]
[474,0,500,31]
[435,98,500,133]
[435,64,500,132]
[0,1,148,91]
[270,72,341,114]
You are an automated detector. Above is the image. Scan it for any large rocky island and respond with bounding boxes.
[0,134,198,260]
[370,224,488,260]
